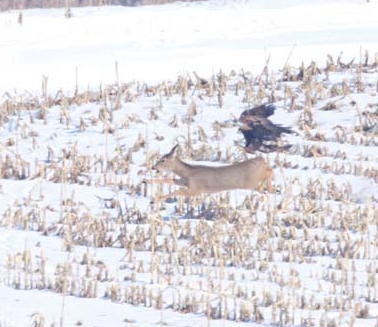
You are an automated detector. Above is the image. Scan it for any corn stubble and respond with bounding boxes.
[1,52,378,327]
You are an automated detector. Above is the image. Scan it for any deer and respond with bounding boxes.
[147,144,273,201]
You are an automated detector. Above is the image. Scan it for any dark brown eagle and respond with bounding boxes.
[239,104,293,153]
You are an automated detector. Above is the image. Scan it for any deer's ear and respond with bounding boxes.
[168,144,179,156]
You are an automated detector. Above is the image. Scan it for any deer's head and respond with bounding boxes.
[153,144,179,173]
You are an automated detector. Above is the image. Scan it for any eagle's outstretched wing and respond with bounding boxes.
[239,104,293,153]
[239,104,276,121]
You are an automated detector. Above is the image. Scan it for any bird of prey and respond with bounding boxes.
[239,104,293,153]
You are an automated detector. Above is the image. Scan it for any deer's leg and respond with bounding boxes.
[265,168,274,193]
[266,176,273,193]
[256,168,274,193]
[256,182,263,193]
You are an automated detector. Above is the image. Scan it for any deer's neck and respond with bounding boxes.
[172,158,192,179]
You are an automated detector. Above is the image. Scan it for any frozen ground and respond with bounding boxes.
[0,0,377,94]
[1,0,378,327]
[1,61,378,326]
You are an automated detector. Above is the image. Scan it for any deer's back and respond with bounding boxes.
[188,157,269,192]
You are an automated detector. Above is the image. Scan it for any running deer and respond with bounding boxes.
[148,144,273,201]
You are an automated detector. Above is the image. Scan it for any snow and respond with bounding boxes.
[1,0,378,326]
[0,0,377,94]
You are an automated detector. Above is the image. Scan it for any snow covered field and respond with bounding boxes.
[1,0,378,326]
[0,0,377,94]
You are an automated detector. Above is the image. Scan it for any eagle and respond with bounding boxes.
[239,104,293,153]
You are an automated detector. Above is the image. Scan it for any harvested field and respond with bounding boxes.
[1,1,378,326]
[1,55,378,326]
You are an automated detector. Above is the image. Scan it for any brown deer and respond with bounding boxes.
[148,145,273,201]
